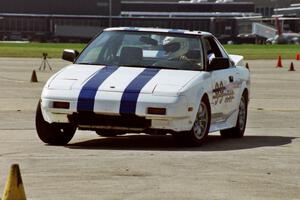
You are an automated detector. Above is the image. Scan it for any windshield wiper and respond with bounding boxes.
[150,65,179,70]
[76,62,106,65]
[119,64,148,68]
[120,64,178,70]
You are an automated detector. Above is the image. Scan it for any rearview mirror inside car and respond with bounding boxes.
[140,36,158,46]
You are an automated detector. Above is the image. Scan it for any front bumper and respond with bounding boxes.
[40,89,196,132]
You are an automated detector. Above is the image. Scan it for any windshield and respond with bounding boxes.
[76,31,203,71]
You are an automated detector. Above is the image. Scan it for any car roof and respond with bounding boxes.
[104,27,212,36]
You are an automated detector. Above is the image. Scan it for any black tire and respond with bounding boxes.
[173,96,211,146]
[35,101,76,145]
[220,92,248,138]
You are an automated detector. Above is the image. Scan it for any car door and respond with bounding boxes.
[202,36,239,124]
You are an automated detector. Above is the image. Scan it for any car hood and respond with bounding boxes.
[48,64,200,95]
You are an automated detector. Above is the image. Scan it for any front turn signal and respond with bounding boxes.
[53,101,70,109]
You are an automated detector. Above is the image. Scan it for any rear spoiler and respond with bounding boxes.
[229,54,244,66]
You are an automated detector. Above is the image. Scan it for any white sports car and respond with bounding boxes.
[36,27,250,146]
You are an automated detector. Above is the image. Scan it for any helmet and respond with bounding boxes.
[163,36,189,59]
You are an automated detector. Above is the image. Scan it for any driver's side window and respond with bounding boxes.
[203,37,223,61]
[203,37,229,70]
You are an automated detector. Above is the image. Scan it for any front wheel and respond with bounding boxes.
[220,92,248,138]
[173,96,211,146]
[35,101,76,145]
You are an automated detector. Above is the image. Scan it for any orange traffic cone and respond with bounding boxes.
[276,55,283,68]
[1,164,27,200]
[30,70,38,83]
[296,53,300,61]
[289,62,295,71]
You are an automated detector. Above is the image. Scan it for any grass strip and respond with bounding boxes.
[0,43,299,60]
[224,44,300,60]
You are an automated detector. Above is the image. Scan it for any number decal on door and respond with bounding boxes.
[213,81,235,105]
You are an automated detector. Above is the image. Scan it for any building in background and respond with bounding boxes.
[273,3,300,33]
[123,0,300,17]
[2,0,300,42]
[0,0,262,43]
[234,0,300,16]
[0,0,121,16]
[275,3,300,17]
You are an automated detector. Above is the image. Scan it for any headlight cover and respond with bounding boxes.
[152,84,183,96]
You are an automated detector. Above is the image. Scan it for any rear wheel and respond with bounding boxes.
[35,101,76,145]
[220,92,248,138]
[174,96,211,146]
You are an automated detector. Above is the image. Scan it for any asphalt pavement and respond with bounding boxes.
[0,58,299,200]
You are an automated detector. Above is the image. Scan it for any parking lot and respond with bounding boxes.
[0,58,299,200]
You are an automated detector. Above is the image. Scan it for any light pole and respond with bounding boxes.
[109,0,112,27]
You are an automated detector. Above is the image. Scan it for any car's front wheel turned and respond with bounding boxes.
[220,92,248,138]
[35,101,76,145]
[174,96,211,146]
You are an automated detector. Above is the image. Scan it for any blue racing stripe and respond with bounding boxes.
[120,68,160,115]
[77,66,118,112]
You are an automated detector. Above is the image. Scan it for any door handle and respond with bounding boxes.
[229,76,234,83]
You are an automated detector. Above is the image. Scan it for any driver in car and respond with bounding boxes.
[160,36,202,70]
[162,36,189,61]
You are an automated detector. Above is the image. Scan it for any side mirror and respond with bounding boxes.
[208,57,230,71]
[62,49,79,62]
